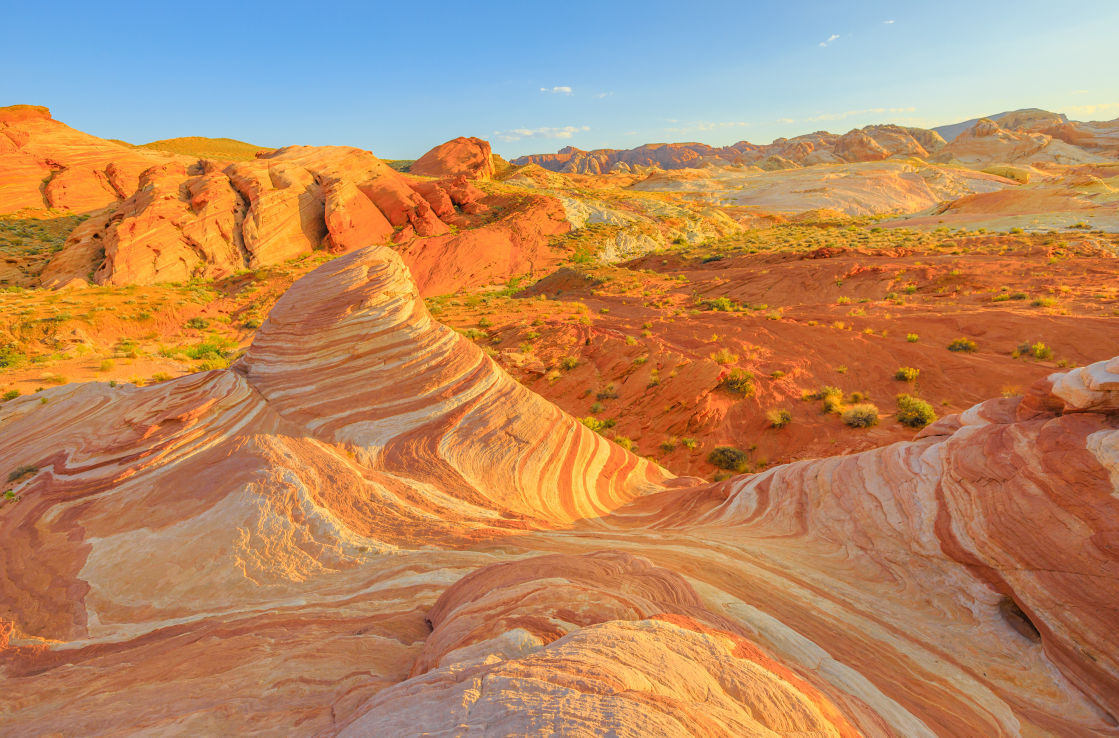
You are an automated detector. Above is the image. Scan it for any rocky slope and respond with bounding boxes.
[1,244,1116,735]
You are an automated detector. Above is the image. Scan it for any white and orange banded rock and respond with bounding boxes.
[1,244,1117,736]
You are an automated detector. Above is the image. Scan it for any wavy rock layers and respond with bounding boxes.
[1,246,1117,735]
[0,105,190,212]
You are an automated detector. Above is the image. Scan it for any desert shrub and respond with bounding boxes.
[842,403,879,428]
[895,366,920,382]
[1031,297,1057,308]
[560,356,579,370]
[719,368,755,396]
[947,337,977,353]
[836,296,851,305]
[7,465,38,483]
[242,317,263,329]
[2,389,19,401]
[460,328,487,341]
[184,337,236,360]
[596,384,619,400]
[897,394,937,428]
[681,437,699,449]
[613,436,634,451]
[767,408,792,428]
[1030,342,1053,360]
[660,437,677,453]
[906,333,919,343]
[710,348,737,365]
[703,296,735,312]
[708,446,750,472]
[579,416,616,433]
[185,317,209,330]
[98,359,114,372]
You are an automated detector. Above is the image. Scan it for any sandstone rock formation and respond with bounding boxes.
[0,105,191,213]
[410,136,495,180]
[37,143,570,293]
[1,243,1116,735]
[934,117,1110,167]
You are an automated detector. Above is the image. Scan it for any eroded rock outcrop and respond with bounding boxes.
[1,245,1117,735]
[0,105,191,212]
[38,143,569,292]
[410,136,495,180]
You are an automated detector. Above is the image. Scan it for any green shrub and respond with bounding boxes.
[842,403,879,427]
[710,348,737,365]
[947,337,977,353]
[719,368,755,396]
[613,436,634,451]
[703,296,735,312]
[767,408,792,428]
[708,446,750,472]
[2,389,20,401]
[559,356,579,370]
[895,366,920,382]
[897,394,937,428]
[1030,342,1053,360]
[906,333,919,343]
[185,317,209,330]
[579,416,616,433]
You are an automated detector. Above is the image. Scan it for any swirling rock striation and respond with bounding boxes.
[1,244,1117,735]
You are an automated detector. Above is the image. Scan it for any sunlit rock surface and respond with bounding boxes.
[1,245,1117,736]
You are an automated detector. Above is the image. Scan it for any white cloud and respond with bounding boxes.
[540,86,573,95]
[883,19,895,24]
[594,92,612,99]
[493,125,590,142]
[819,33,840,47]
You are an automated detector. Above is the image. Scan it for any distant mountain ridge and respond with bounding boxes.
[514,107,1119,174]
[931,108,1069,143]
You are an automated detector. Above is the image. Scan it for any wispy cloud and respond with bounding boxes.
[819,33,840,47]
[1064,102,1119,117]
[493,125,589,142]
[594,92,612,99]
[883,19,895,24]
[540,86,572,95]
[664,120,750,135]
[785,106,916,123]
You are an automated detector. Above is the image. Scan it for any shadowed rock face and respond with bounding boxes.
[1,245,1117,736]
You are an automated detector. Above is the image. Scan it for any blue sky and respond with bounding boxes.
[3,0,1117,159]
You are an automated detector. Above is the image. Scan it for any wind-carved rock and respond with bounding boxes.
[1,245,1117,735]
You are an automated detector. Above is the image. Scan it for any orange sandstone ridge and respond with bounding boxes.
[1,243,1117,735]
